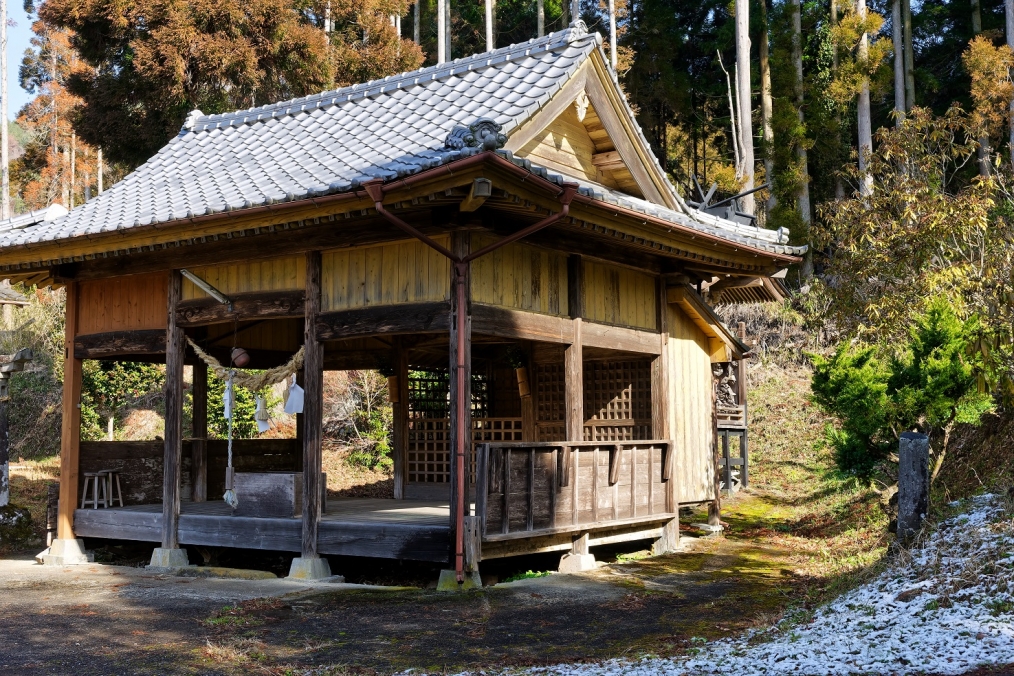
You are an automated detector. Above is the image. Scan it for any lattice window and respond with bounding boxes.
[535,363,565,424]
[408,369,450,420]
[407,417,523,483]
[584,360,652,442]
[407,418,451,483]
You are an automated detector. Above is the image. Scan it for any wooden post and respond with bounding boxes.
[565,255,584,442]
[302,251,323,559]
[191,359,207,502]
[56,282,82,541]
[392,338,409,499]
[737,321,748,488]
[708,364,722,528]
[652,277,671,442]
[161,269,185,551]
[448,232,472,581]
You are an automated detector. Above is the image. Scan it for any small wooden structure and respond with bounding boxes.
[0,24,802,577]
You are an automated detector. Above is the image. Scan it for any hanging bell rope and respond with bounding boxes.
[185,336,305,391]
[222,370,239,509]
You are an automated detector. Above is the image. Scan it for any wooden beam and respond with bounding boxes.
[472,304,573,344]
[57,282,82,540]
[302,251,324,559]
[316,302,451,342]
[591,150,625,172]
[459,178,492,212]
[162,269,185,550]
[191,359,208,503]
[177,290,304,327]
[581,321,661,355]
[74,329,166,359]
[666,285,743,361]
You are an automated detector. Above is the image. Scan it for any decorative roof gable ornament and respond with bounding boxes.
[181,109,205,132]
[573,91,590,122]
[444,118,508,151]
[568,19,588,37]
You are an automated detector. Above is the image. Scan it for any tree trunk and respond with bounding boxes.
[107,415,114,441]
[437,0,446,64]
[892,0,905,126]
[903,0,915,109]
[972,0,990,176]
[608,0,617,70]
[1,0,9,221]
[1008,0,1014,167]
[414,1,420,44]
[791,0,813,278]
[537,0,544,37]
[857,0,874,197]
[488,0,496,49]
[718,52,742,178]
[760,0,775,218]
[735,0,755,215]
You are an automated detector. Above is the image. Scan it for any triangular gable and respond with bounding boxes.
[505,56,679,210]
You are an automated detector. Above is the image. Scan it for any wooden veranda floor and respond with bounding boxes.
[73,499,453,562]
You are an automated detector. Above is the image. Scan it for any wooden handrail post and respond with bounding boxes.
[191,359,207,502]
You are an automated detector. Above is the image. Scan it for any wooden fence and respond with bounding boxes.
[475,440,676,542]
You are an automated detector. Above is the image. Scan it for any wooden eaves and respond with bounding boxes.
[666,285,749,362]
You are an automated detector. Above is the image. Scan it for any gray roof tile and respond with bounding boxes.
[0,23,803,262]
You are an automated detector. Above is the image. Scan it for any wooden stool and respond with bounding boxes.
[101,469,124,508]
[80,472,109,509]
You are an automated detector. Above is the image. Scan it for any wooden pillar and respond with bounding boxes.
[392,338,409,499]
[57,282,82,539]
[301,251,324,559]
[448,232,472,574]
[565,255,584,442]
[161,270,185,550]
[190,359,208,503]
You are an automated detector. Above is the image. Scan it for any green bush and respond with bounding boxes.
[810,299,993,476]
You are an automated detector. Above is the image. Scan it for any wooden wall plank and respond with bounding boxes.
[667,304,714,503]
[181,256,305,301]
[581,260,657,331]
[77,273,168,335]
[470,234,569,317]
[320,237,450,312]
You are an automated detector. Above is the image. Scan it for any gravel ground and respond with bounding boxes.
[534,495,1014,676]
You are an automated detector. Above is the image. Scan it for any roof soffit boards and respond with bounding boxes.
[504,58,675,208]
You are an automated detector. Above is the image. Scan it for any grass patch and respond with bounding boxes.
[503,570,552,583]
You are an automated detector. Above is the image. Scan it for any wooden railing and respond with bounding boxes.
[475,440,676,541]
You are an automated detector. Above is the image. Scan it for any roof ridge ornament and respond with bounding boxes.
[182,109,205,132]
[568,19,588,37]
[444,118,507,151]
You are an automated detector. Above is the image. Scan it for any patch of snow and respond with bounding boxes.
[535,494,1014,676]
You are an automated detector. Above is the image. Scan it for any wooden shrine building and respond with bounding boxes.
[0,23,803,578]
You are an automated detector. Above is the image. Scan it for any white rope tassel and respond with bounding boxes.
[222,370,239,509]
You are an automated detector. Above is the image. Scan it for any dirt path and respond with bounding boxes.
[0,517,797,675]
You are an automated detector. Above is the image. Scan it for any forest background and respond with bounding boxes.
[1,0,1013,481]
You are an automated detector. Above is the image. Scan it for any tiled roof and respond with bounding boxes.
[0,22,803,259]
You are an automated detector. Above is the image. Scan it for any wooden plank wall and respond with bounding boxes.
[517,106,619,189]
[182,256,305,300]
[321,237,451,312]
[667,305,715,503]
[582,260,657,331]
[77,439,300,505]
[77,273,168,335]
[470,235,568,317]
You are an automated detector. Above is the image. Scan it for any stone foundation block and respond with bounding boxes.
[287,556,332,580]
[436,569,482,591]
[148,547,192,569]
[40,538,91,566]
[558,552,596,573]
